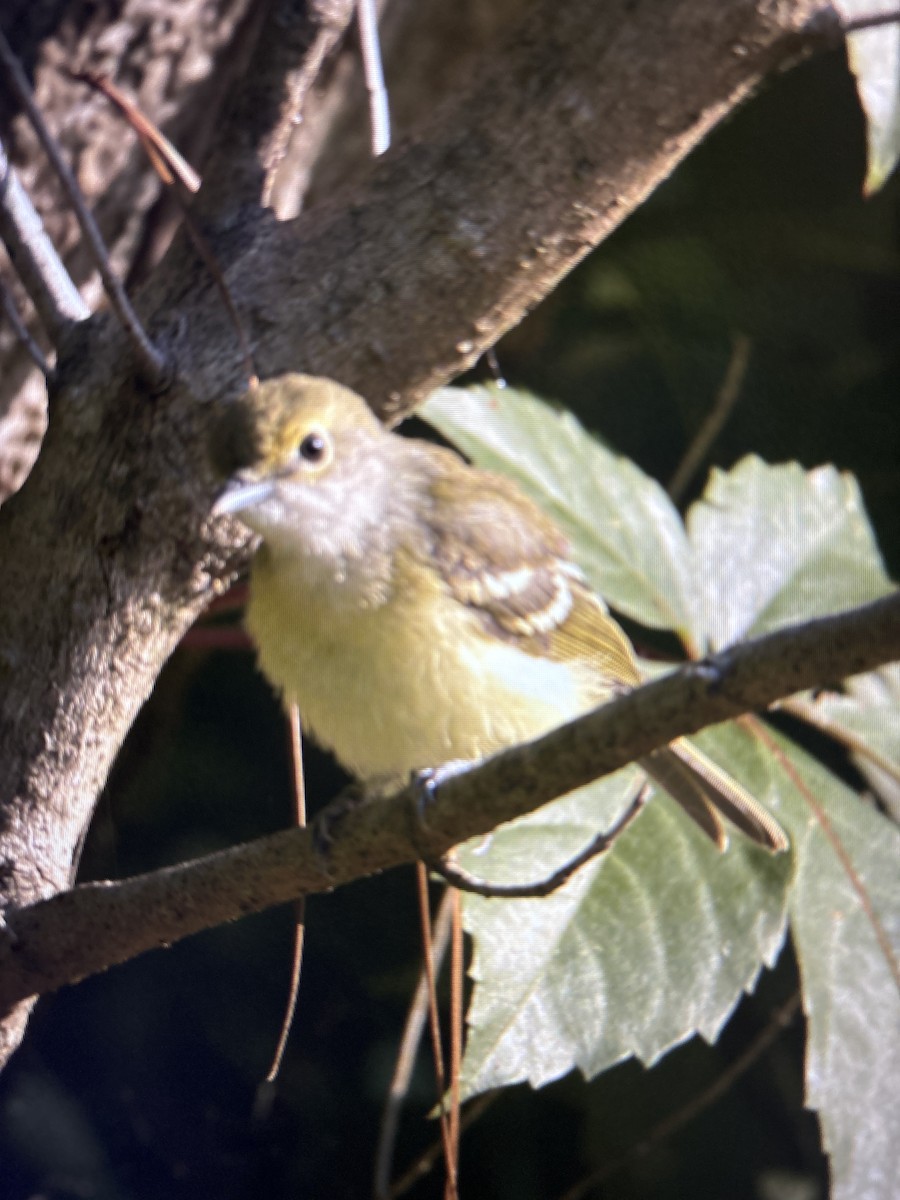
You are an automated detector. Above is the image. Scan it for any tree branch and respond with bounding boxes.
[154,0,835,421]
[1,591,896,1013]
[0,30,166,378]
[196,0,358,220]
[0,138,88,339]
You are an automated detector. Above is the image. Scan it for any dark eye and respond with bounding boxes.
[298,430,330,464]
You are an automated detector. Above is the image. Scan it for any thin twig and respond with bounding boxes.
[265,704,308,1082]
[555,992,803,1200]
[389,1093,498,1199]
[0,275,51,376]
[0,30,166,380]
[374,889,455,1200]
[357,0,391,156]
[0,139,88,339]
[668,333,751,503]
[842,10,900,35]
[415,863,458,1200]
[485,347,507,388]
[70,71,201,194]
[69,69,255,384]
[252,704,308,1125]
[448,888,463,1185]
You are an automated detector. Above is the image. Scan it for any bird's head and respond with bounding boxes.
[211,374,399,563]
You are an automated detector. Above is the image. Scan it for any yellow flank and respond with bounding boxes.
[247,542,592,784]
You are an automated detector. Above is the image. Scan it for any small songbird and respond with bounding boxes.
[212,374,787,853]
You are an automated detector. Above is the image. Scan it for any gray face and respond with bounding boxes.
[218,419,431,607]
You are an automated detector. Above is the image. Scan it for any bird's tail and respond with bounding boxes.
[640,739,788,852]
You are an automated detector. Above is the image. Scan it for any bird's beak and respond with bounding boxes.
[212,476,277,517]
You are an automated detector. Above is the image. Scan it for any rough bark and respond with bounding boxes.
[0,0,836,1066]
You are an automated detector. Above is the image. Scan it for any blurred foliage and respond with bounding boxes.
[2,45,899,1200]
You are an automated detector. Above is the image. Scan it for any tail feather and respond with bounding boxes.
[640,740,788,853]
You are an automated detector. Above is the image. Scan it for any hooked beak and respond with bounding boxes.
[212,475,277,517]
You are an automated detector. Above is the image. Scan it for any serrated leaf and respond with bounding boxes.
[795,665,900,821]
[458,725,792,1096]
[421,386,702,649]
[688,456,892,650]
[835,0,900,192]
[421,384,897,1193]
[770,732,900,1200]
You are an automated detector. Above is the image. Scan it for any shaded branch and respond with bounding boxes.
[0,138,88,339]
[1,590,896,1012]
[0,30,166,378]
[0,274,51,376]
[197,0,358,219]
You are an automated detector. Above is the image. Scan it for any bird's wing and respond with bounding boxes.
[417,446,788,853]
[421,450,640,688]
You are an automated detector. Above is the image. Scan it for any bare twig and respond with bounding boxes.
[0,30,166,380]
[0,139,88,339]
[70,69,255,384]
[842,9,900,35]
[668,333,751,503]
[389,1093,498,1199]
[374,888,455,1200]
[265,703,308,1081]
[0,276,51,376]
[447,888,463,1191]
[70,71,202,195]
[415,863,458,1200]
[357,0,391,156]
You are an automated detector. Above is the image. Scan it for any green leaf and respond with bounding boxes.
[422,385,702,650]
[772,732,900,1200]
[687,456,892,650]
[422,383,898,1195]
[835,0,900,193]
[458,724,792,1096]
[794,665,900,822]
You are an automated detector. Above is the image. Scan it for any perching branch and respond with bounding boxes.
[0,590,896,1013]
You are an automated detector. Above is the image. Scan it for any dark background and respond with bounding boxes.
[1,45,896,1200]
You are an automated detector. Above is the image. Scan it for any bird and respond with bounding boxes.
[212,373,787,854]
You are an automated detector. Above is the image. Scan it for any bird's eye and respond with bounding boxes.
[297,429,331,466]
